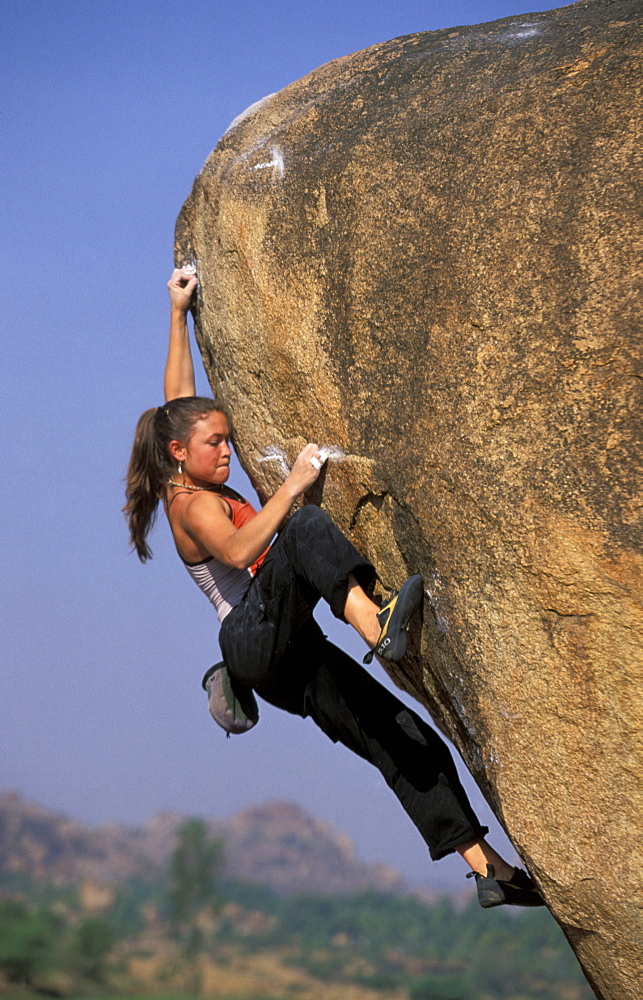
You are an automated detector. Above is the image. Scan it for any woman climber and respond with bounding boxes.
[123,266,544,910]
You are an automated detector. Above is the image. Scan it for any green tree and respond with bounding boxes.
[409,971,472,1000]
[168,817,223,951]
[0,899,60,984]
[67,916,115,982]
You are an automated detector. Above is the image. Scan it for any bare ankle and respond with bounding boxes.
[344,574,381,647]
[456,839,515,881]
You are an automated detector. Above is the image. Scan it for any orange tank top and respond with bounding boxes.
[222,494,270,576]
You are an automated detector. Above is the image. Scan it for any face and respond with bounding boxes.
[178,411,232,486]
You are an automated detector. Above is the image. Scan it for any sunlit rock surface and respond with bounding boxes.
[176,3,642,996]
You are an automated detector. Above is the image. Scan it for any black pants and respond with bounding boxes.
[220,506,487,860]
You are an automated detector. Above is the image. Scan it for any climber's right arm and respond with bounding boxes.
[180,444,323,570]
[164,267,198,401]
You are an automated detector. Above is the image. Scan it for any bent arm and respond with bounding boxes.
[164,268,198,401]
[182,444,323,569]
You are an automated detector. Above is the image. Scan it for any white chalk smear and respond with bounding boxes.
[424,569,450,636]
[260,444,345,476]
[253,147,285,178]
[311,448,341,470]
[223,92,278,136]
[502,22,543,42]
[311,445,346,467]
[320,445,346,463]
[259,446,291,478]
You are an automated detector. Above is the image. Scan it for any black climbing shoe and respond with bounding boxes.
[363,574,424,664]
[467,865,545,908]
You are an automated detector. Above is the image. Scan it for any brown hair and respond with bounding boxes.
[123,396,229,561]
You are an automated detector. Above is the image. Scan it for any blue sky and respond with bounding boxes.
[2,0,568,892]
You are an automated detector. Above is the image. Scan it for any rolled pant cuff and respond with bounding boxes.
[329,558,376,621]
[429,825,490,862]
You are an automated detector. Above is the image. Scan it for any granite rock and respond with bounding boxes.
[176,3,643,996]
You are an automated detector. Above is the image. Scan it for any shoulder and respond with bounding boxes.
[169,489,231,526]
[166,489,235,564]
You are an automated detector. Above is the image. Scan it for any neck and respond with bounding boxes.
[167,478,222,492]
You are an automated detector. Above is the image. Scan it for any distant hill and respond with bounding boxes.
[0,791,405,897]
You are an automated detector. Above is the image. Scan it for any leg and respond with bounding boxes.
[271,505,377,621]
[296,627,543,904]
[289,622,489,861]
[456,839,516,881]
[344,572,381,647]
[220,506,376,693]
[267,506,423,660]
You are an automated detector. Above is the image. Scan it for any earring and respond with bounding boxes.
[178,462,182,474]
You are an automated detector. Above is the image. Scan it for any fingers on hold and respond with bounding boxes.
[169,266,198,285]
[310,446,330,471]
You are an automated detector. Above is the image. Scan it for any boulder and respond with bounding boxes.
[175,2,642,996]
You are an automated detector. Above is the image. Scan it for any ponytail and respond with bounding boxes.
[123,396,228,562]
[123,408,167,561]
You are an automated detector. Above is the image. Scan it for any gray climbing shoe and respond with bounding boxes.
[467,864,545,908]
[202,662,259,736]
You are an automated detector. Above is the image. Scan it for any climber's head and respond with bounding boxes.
[156,396,231,481]
[165,403,232,489]
[123,396,230,561]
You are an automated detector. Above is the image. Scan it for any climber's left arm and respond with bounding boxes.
[164,267,198,401]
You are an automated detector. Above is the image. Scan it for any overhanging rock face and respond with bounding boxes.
[176,2,642,996]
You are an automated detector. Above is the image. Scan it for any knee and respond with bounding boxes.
[292,504,328,524]
[288,504,331,533]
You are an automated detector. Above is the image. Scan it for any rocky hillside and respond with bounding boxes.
[0,791,404,896]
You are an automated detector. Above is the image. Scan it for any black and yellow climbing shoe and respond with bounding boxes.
[364,574,424,663]
[467,865,545,908]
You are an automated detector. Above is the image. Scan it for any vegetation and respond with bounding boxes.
[0,830,592,1000]
[0,899,62,984]
[167,818,222,952]
[214,887,591,999]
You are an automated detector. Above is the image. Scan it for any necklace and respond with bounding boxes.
[166,479,221,492]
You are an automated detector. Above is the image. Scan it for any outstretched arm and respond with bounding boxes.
[164,267,199,401]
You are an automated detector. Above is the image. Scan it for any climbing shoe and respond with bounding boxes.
[363,574,424,664]
[467,864,545,908]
